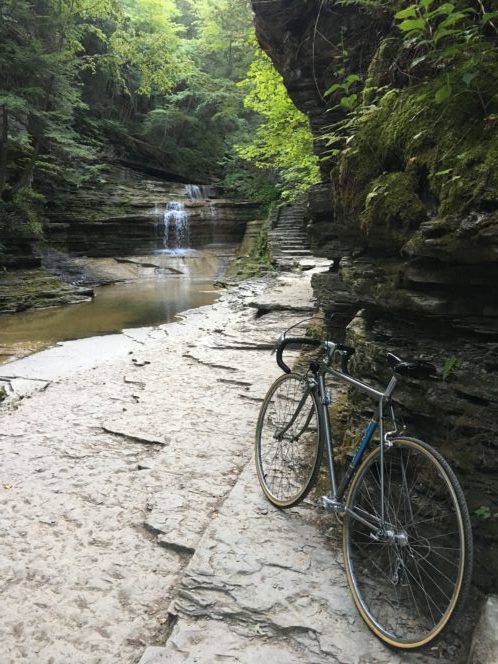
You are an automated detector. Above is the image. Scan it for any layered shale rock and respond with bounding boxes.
[44,166,261,257]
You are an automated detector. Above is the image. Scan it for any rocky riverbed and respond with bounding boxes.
[0,263,483,663]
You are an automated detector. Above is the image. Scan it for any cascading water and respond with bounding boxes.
[185,184,212,200]
[163,201,190,250]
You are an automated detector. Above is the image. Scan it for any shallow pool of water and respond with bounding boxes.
[0,252,222,363]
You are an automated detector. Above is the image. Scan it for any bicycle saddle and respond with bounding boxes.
[386,352,436,379]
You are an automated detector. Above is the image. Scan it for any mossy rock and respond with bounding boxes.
[360,172,426,251]
[333,59,498,256]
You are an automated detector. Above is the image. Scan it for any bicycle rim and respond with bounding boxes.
[343,437,472,649]
[255,373,322,508]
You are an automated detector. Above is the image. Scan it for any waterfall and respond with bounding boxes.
[163,201,190,250]
[185,184,212,200]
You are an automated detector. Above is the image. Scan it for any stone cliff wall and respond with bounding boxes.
[251,0,498,592]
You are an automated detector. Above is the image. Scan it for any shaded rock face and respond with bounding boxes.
[251,0,498,592]
[251,1,390,174]
[0,235,42,270]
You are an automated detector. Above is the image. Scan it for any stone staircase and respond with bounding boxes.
[268,204,312,269]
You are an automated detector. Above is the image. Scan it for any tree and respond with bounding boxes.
[110,0,188,96]
[0,0,119,202]
[187,0,254,79]
[237,46,320,201]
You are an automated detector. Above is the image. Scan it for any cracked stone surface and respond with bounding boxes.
[0,264,473,663]
[0,270,320,663]
[143,461,470,664]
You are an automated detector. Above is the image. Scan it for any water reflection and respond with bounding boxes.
[0,256,221,363]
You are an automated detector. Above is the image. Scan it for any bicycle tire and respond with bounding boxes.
[343,436,473,649]
[255,373,323,508]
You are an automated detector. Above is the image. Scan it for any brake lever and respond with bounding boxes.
[271,332,284,356]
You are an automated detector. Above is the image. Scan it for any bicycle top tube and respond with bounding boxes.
[275,336,436,402]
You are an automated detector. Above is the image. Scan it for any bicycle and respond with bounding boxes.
[255,330,473,650]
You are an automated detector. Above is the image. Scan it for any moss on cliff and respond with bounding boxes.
[334,59,498,242]
[360,172,426,250]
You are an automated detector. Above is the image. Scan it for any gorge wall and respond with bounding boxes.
[44,167,260,258]
[251,0,498,592]
[0,166,260,314]
[1,166,260,271]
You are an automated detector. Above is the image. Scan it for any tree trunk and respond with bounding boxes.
[11,135,41,195]
[0,105,8,198]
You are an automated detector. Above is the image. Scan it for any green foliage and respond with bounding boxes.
[11,187,45,237]
[0,0,122,205]
[442,355,461,381]
[221,154,279,205]
[360,172,426,249]
[325,73,363,111]
[110,0,187,95]
[187,0,253,78]
[232,211,275,278]
[394,1,498,104]
[0,0,300,240]
[474,506,498,520]
[237,47,320,202]
[395,0,473,51]
[319,1,498,247]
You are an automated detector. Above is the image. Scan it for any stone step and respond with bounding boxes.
[270,204,311,263]
[270,235,308,241]
[271,230,306,235]
[270,237,308,243]
[279,210,305,217]
[271,236,309,243]
[277,249,312,256]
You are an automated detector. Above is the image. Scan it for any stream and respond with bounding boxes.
[0,249,224,364]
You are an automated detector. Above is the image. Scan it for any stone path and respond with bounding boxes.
[0,265,471,663]
[268,205,312,270]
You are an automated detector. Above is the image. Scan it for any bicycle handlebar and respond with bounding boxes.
[275,336,355,375]
[276,337,321,373]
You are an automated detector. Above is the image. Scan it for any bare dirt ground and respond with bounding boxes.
[0,267,472,663]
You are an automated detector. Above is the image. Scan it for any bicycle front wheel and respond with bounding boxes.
[343,437,472,649]
[255,373,323,508]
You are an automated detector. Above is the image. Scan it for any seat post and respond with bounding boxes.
[384,375,398,399]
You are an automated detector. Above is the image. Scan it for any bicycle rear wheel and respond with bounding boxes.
[343,437,472,649]
[255,373,322,508]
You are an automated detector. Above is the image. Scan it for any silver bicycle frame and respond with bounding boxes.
[316,361,399,532]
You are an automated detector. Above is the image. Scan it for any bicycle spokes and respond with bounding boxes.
[344,439,471,648]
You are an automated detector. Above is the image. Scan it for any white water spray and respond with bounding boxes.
[163,201,189,250]
[185,184,212,200]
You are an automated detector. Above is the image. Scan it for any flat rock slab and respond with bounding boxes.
[143,464,458,664]
[249,263,329,314]
[0,273,316,663]
[469,595,498,663]
[0,262,471,664]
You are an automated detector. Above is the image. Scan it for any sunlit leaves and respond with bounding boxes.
[187,0,253,77]
[237,48,320,201]
[110,0,188,95]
